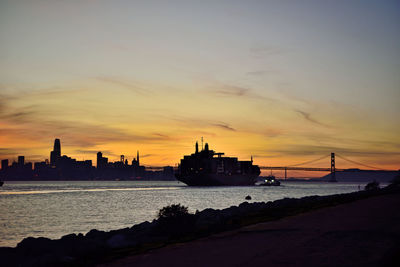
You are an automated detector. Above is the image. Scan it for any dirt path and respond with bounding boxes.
[99,194,400,267]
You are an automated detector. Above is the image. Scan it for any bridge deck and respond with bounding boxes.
[259,166,341,172]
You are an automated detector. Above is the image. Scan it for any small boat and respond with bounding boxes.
[259,175,280,186]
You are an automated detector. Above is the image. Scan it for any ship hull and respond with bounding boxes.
[176,173,257,186]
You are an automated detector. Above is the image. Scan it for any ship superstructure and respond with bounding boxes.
[176,142,260,186]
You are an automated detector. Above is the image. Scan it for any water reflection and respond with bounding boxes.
[0,187,182,195]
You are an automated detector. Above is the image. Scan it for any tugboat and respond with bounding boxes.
[175,141,260,186]
[259,175,281,186]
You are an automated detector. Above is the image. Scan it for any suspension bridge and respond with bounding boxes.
[259,153,396,181]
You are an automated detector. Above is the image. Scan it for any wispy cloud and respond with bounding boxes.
[74,149,117,155]
[0,85,86,99]
[0,105,41,124]
[0,148,18,155]
[137,153,152,158]
[0,86,91,125]
[246,70,277,76]
[95,76,151,95]
[0,117,172,149]
[255,144,400,159]
[152,133,170,139]
[169,116,236,132]
[213,85,249,97]
[212,123,236,131]
[0,147,43,161]
[0,86,170,148]
[295,109,330,127]
[203,82,275,102]
[250,45,285,58]
[262,128,283,138]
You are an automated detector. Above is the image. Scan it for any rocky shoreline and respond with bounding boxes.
[2,183,399,267]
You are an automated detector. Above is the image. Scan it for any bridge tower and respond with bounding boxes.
[329,153,337,182]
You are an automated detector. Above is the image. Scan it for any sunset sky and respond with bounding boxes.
[0,0,399,172]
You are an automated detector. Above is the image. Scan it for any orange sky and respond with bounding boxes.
[1,1,399,176]
[0,82,398,175]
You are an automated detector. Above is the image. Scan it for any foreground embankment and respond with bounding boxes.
[101,189,400,267]
[1,184,400,266]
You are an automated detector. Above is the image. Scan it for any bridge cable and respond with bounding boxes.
[287,154,330,167]
[335,154,385,170]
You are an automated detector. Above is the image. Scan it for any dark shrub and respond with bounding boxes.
[365,180,380,191]
[390,173,400,185]
[156,204,195,237]
[157,204,189,220]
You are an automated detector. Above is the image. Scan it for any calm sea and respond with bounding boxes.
[0,180,368,247]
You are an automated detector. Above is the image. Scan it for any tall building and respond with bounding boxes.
[132,151,140,167]
[1,159,8,170]
[50,138,61,166]
[97,151,108,168]
[54,138,61,155]
[97,152,103,168]
[18,156,25,167]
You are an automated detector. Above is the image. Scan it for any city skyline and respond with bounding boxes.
[1,138,145,168]
[0,138,175,181]
[1,1,399,170]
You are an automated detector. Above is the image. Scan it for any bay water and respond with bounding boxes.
[0,180,367,247]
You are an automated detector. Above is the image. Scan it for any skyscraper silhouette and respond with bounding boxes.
[97,152,103,168]
[1,159,8,170]
[18,156,25,167]
[50,138,61,166]
[97,151,108,168]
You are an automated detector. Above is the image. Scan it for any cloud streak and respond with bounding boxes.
[203,83,275,102]
[255,144,400,159]
[295,109,330,127]
[212,123,236,131]
[169,116,236,133]
[213,85,249,97]
[246,70,277,76]
[0,148,18,155]
[250,45,285,58]
[95,76,151,95]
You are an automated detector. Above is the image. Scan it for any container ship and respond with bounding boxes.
[175,142,260,186]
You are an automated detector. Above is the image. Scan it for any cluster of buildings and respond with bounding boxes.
[0,139,175,181]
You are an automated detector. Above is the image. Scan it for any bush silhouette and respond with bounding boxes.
[156,204,195,236]
[157,204,190,220]
[365,180,380,191]
[390,173,400,185]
